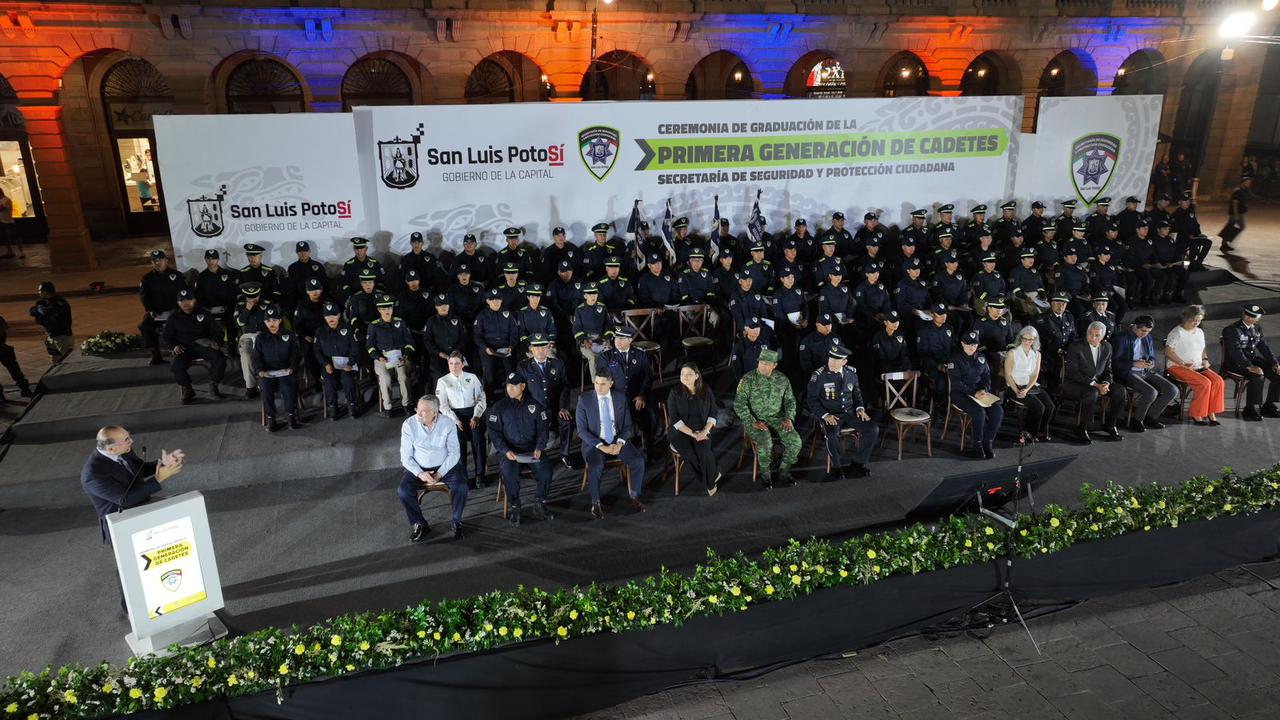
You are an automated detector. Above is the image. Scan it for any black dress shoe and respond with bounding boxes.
[965,447,986,459]
[629,496,647,513]
[265,418,279,433]
[847,463,870,479]
[1192,418,1210,426]
[180,386,196,405]
[246,387,260,399]
[1103,427,1123,441]
[17,384,33,398]
[328,406,340,421]
[1076,429,1092,445]
[509,508,521,527]
[1263,404,1280,419]
[289,415,302,430]
[452,522,463,540]
[1243,407,1264,422]
[1209,419,1221,426]
[210,384,225,400]
[149,355,165,366]
[591,502,605,519]
[1143,419,1165,430]
[536,500,556,520]
[561,456,574,470]
[1127,421,1146,433]
[411,523,428,542]
[777,471,797,487]
[982,442,995,459]
[348,403,360,419]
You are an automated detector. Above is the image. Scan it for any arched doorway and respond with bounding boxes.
[102,58,174,235]
[960,52,1021,96]
[580,50,655,101]
[685,51,755,100]
[1113,49,1168,96]
[1038,50,1098,98]
[225,57,306,114]
[880,52,930,97]
[0,72,45,240]
[465,51,550,103]
[784,52,847,98]
[1172,51,1222,175]
[342,56,414,110]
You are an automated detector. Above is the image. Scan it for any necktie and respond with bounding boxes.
[538,362,546,377]
[601,395,614,444]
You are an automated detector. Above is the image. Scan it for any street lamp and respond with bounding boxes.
[588,0,614,100]
[1219,11,1256,38]
[1263,0,1277,13]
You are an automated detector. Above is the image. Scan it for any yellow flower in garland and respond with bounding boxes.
[872,565,881,574]
[246,671,257,681]
[293,644,306,656]
[101,683,114,694]
[984,527,995,536]
[839,569,848,578]
[730,587,741,597]
[330,635,342,647]
[569,610,579,621]
[278,663,290,676]
[451,632,462,643]
[154,687,169,702]
[1130,498,1141,509]
[25,715,35,720]
[866,550,877,559]
[789,564,798,572]
[345,664,355,672]
[1156,500,1167,509]
[791,575,802,586]
[190,677,203,689]
[4,702,16,713]
[765,584,775,595]
[417,630,426,639]
[358,641,370,651]
[482,623,493,633]
[1090,524,1100,532]
[498,627,509,637]
[207,657,218,669]
[227,675,238,687]
[514,628,524,638]
[708,595,719,605]
[556,626,568,638]
[771,565,781,574]
[964,539,973,548]
[1205,484,1215,493]
[986,542,995,550]
[1223,503,1234,511]
[1049,518,1061,528]
[129,688,143,700]
[432,632,441,641]
[814,565,825,574]
[62,692,76,705]
[626,611,636,620]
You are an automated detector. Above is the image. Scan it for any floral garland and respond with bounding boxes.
[3,466,1276,720]
[79,331,143,357]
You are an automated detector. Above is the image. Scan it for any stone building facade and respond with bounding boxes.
[0,0,1270,269]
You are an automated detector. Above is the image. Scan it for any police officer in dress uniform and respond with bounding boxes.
[518,334,574,464]
[1219,174,1252,251]
[495,227,535,281]
[549,260,586,317]
[139,249,187,365]
[164,288,227,404]
[948,331,1004,459]
[517,284,557,351]
[1034,292,1078,394]
[974,297,1019,367]
[342,237,385,294]
[1084,198,1112,244]
[447,262,484,324]
[1123,223,1159,307]
[240,243,282,304]
[791,218,818,263]
[368,294,415,416]
[582,222,622,281]
[678,251,714,303]
[1053,200,1079,240]
[597,258,635,310]
[572,283,610,380]
[1171,192,1211,271]
[494,263,527,312]
[992,201,1021,247]
[451,234,493,287]
[1116,196,1144,240]
[917,303,955,402]
[807,345,879,480]
[600,327,654,451]
[487,372,554,526]
[798,313,847,378]
[1079,293,1118,343]
[196,249,237,346]
[286,241,328,308]
[252,305,302,432]
[234,282,268,397]
[475,288,519,394]
[931,251,973,334]
[401,231,446,294]
[962,205,990,249]
[397,270,433,369]
[1223,304,1280,421]
[345,269,381,332]
[825,211,856,259]
[314,301,361,419]
[541,227,581,283]
[731,316,775,381]
[729,272,771,332]
[293,277,329,392]
[873,311,913,375]
[423,294,467,385]
[1022,201,1049,239]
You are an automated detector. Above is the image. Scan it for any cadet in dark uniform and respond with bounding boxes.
[971,254,1007,316]
[902,209,932,252]
[948,331,1004,459]
[495,227,535,280]
[1116,196,1144,240]
[293,277,328,391]
[1034,291,1077,389]
[447,263,484,324]
[344,269,381,332]
[1122,223,1158,307]
[961,205,989,249]
[853,262,892,337]
[893,257,931,348]
[314,301,361,420]
[992,201,1021,247]
[637,253,677,306]
[423,294,467,384]
[549,260,586,316]
[196,249,237,344]
[475,288,519,394]
[807,345,879,479]
[252,305,302,431]
[712,249,739,301]
[791,218,819,263]
[1088,245,1126,322]
[341,237,385,294]
[164,288,227,404]
[240,243,283,304]
[518,334,574,464]
[486,372,554,526]
[600,327,654,451]
[541,227,581,282]
[1008,250,1045,320]
[773,266,808,378]
[798,313,847,378]
[1084,198,1112,244]
[1080,294,1118,343]
[1053,247,1090,311]
[931,251,973,334]
[234,282,267,397]
[138,249,186,365]
[825,211,856,259]
[397,269,433,365]
[451,234,493,287]
[1222,304,1280,421]
[933,204,958,250]
[678,251,715,303]
[1152,222,1188,304]
[1219,174,1252,251]
[742,244,774,293]
[817,268,856,343]
[1053,200,1078,240]
[1021,200,1049,239]
[1171,192,1211,271]
[853,212,886,260]
[872,311,912,375]
[493,263,527,312]
[597,258,635,310]
[729,272,771,332]
[582,222,622,281]
[517,284,556,351]
[916,304,955,401]
[572,283,610,379]
[730,316,774,381]
[401,231,446,294]
[367,295,415,416]
[974,297,1019,367]
[286,241,328,307]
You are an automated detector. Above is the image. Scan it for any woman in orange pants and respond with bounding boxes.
[1163,305,1225,425]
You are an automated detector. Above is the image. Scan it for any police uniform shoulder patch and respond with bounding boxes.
[527,404,536,414]
[283,334,292,342]
[339,328,348,336]
[945,328,953,336]
[896,335,904,343]
[977,356,986,364]
[393,320,402,328]
[196,314,205,322]
[168,274,177,281]
[450,318,458,325]
[501,311,509,317]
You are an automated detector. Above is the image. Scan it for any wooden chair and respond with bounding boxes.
[258,376,304,426]
[415,483,454,522]
[1219,337,1249,418]
[879,370,932,461]
[659,402,684,496]
[675,304,714,362]
[621,308,664,383]
[938,371,973,452]
[580,458,633,496]
[807,420,861,473]
[495,463,544,519]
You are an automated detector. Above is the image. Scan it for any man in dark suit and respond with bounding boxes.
[1063,321,1123,444]
[80,426,185,610]
[575,369,646,520]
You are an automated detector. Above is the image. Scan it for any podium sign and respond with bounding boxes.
[106,492,227,656]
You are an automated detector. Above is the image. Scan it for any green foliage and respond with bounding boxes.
[79,331,143,356]
[4,465,1279,719]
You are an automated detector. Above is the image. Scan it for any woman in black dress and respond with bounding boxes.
[666,363,720,495]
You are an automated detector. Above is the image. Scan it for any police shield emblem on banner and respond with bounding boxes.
[187,190,225,239]
[378,126,425,190]
[1070,133,1121,205]
[579,126,620,182]
[160,569,183,592]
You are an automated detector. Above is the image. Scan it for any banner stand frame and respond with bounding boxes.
[126,614,228,658]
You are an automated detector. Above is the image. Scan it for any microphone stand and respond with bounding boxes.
[116,445,148,513]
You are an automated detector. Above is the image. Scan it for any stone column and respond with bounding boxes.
[1196,45,1265,201]
[18,104,98,271]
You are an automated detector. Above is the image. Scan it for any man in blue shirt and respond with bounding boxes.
[1112,315,1178,432]
[397,395,466,542]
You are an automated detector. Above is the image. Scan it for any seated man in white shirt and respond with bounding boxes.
[397,395,467,542]
[435,351,488,487]
[575,369,647,520]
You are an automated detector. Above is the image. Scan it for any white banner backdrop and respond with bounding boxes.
[1017,95,1163,211]
[154,114,368,271]
[355,96,1025,255]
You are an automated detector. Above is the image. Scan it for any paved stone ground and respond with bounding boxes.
[575,561,1280,720]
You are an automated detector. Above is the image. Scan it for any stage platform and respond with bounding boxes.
[3,274,1280,682]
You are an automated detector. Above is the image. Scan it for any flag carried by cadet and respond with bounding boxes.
[658,199,678,265]
[710,195,722,259]
[625,199,646,271]
[746,189,765,249]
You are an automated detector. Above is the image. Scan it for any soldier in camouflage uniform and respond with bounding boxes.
[734,348,801,488]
